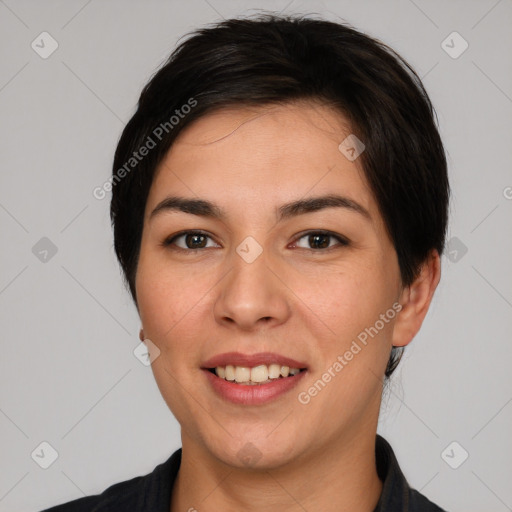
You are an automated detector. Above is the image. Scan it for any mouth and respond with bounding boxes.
[201,352,308,405]
[206,364,306,385]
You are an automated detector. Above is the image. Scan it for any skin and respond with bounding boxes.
[135,101,441,512]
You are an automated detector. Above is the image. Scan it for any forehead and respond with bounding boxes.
[148,102,377,221]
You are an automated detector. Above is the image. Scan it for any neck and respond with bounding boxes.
[170,427,383,512]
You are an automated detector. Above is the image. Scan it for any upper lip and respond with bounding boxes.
[202,352,307,369]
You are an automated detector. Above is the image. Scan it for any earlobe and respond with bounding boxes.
[391,250,441,348]
[139,328,145,342]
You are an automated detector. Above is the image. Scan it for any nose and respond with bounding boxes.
[213,248,291,332]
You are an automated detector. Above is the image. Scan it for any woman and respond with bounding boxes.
[43,13,449,512]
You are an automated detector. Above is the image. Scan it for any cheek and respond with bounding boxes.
[294,268,398,412]
[292,264,396,336]
[288,256,400,389]
[135,256,221,368]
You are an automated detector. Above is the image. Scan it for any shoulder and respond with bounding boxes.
[375,435,448,512]
[409,488,448,512]
[38,449,182,512]
[39,474,146,512]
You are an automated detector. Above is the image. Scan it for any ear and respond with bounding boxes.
[392,249,441,347]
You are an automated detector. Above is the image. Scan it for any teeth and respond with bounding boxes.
[225,365,235,381]
[268,364,281,379]
[235,366,251,383]
[251,365,268,383]
[213,364,303,384]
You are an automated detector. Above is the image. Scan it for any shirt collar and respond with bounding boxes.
[373,434,410,511]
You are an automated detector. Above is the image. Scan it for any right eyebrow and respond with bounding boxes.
[149,197,227,221]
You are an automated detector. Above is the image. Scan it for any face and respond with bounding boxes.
[136,101,404,470]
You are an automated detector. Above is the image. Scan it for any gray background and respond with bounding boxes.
[1,0,511,511]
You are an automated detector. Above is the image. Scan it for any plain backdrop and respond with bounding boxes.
[1,1,511,511]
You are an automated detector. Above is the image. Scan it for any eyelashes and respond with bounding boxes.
[292,231,349,250]
[162,230,218,251]
[162,230,350,253]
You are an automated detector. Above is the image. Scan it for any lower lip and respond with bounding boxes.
[203,369,307,405]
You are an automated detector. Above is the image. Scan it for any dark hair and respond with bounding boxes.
[110,13,449,378]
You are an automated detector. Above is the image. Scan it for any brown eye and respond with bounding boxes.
[294,231,349,250]
[308,233,330,249]
[164,231,219,250]
[184,233,207,249]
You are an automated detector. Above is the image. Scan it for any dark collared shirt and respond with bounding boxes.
[40,435,447,511]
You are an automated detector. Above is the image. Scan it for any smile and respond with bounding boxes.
[201,352,308,405]
[210,364,304,385]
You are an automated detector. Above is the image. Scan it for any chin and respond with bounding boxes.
[199,427,307,471]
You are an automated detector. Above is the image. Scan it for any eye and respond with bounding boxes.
[292,231,349,251]
[163,230,220,251]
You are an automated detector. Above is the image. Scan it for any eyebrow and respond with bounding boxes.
[149,194,371,222]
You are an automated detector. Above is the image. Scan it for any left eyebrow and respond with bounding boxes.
[149,194,371,222]
[276,194,371,222]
